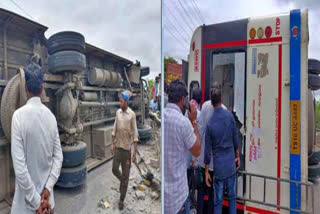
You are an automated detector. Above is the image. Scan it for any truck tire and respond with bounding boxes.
[138,124,152,141]
[1,74,20,140]
[308,59,320,75]
[62,141,87,168]
[56,164,87,188]
[48,31,85,55]
[308,90,316,154]
[309,147,320,165]
[48,51,86,73]
[308,163,320,182]
[308,73,320,91]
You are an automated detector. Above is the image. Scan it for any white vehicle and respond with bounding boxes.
[185,9,318,213]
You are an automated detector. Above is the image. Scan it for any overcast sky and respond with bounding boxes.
[164,0,320,63]
[0,0,161,80]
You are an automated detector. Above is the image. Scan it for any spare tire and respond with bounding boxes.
[48,51,86,73]
[309,162,320,182]
[309,147,320,165]
[138,124,152,141]
[308,90,316,154]
[308,59,320,75]
[308,73,320,91]
[1,74,21,140]
[56,164,87,188]
[48,31,85,55]
[62,141,87,168]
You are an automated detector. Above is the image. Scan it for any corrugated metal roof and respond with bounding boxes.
[0,8,48,32]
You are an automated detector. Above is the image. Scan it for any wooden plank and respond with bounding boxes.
[0,43,32,55]
[87,157,113,172]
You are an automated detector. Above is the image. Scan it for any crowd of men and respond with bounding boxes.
[164,79,240,214]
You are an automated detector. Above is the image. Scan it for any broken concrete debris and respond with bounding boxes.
[135,190,146,200]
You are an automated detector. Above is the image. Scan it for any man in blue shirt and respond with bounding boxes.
[149,97,158,112]
[204,88,240,214]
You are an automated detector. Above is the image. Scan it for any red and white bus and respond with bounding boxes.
[186,9,317,213]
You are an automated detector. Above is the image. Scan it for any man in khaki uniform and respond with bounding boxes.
[111,90,139,210]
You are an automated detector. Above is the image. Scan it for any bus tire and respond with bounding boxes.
[308,162,320,180]
[308,90,316,154]
[62,141,87,168]
[308,59,320,75]
[138,124,152,141]
[48,51,86,73]
[308,73,320,91]
[56,164,87,188]
[309,147,320,165]
[0,74,20,140]
[48,31,85,55]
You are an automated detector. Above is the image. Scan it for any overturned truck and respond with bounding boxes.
[0,8,150,202]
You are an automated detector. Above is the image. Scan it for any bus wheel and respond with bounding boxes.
[308,73,320,91]
[48,31,85,55]
[56,164,87,188]
[62,141,87,168]
[48,51,86,74]
[308,59,320,75]
[138,124,152,142]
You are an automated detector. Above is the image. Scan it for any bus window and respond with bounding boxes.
[189,81,199,101]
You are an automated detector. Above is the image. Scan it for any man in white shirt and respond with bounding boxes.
[11,62,63,214]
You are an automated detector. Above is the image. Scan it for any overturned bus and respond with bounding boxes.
[185,9,319,213]
[0,8,151,203]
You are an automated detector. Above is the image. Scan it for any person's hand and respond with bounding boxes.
[36,199,53,214]
[191,160,195,167]
[188,101,197,122]
[41,188,50,201]
[235,156,240,170]
[132,150,136,162]
[110,143,114,154]
[205,170,212,187]
[235,150,240,170]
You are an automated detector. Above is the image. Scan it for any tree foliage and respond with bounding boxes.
[147,79,155,100]
[164,56,178,80]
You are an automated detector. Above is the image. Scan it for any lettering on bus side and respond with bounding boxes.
[194,49,199,72]
[276,17,281,35]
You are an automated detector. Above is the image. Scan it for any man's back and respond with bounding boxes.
[11,97,62,213]
[164,103,196,214]
[205,107,238,179]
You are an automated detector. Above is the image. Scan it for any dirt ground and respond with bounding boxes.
[53,121,161,214]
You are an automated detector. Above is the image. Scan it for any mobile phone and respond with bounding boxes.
[184,98,190,112]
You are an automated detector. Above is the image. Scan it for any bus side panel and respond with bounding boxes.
[187,26,202,93]
[245,13,291,213]
[299,9,309,211]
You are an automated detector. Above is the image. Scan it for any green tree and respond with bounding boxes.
[164,56,178,80]
[147,79,155,100]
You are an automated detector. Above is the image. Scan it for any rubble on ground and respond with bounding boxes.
[97,120,161,213]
